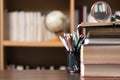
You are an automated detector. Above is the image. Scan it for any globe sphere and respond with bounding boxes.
[91,1,112,22]
[45,10,67,33]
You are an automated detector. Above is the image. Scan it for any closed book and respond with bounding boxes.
[17,11,25,41]
[36,12,42,42]
[83,45,120,62]
[26,12,33,42]
[81,45,120,77]
[78,22,114,27]
[78,22,120,38]
[84,38,120,45]
[25,12,30,41]
[86,27,120,38]
[82,64,120,77]
[8,11,18,41]
[32,12,37,42]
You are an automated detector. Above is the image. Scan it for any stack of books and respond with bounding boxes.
[78,22,120,77]
[80,45,120,77]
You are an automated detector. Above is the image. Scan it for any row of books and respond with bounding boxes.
[5,11,55,42]
[7,64,67,70]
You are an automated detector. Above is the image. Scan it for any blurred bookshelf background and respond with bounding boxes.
[0,0,120,71]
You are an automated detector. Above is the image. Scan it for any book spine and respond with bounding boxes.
[17,11,25,41]
[9,12,18,41]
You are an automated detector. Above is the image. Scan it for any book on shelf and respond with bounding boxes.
[7,11,55,42]
[18,11,25,41]
[8,11,18,41]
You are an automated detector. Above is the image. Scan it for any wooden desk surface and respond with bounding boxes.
[0,70,120,80]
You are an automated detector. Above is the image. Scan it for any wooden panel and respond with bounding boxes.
[3,40,64,47]
[0,0,1,70]
[0,70,80,80]
[70,0,74,33]
[1,70,120,79]
[0,0,4,70]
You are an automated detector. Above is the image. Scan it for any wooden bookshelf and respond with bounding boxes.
[0,0,75,70]
[0,0,4,70]
[0,0,120,70]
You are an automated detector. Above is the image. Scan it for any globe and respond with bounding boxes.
[45,10,67,33]
[91,1,112,22]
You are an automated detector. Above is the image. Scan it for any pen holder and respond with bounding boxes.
[66,50,80,73]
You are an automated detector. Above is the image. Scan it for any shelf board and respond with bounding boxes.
[3,40,64,47]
